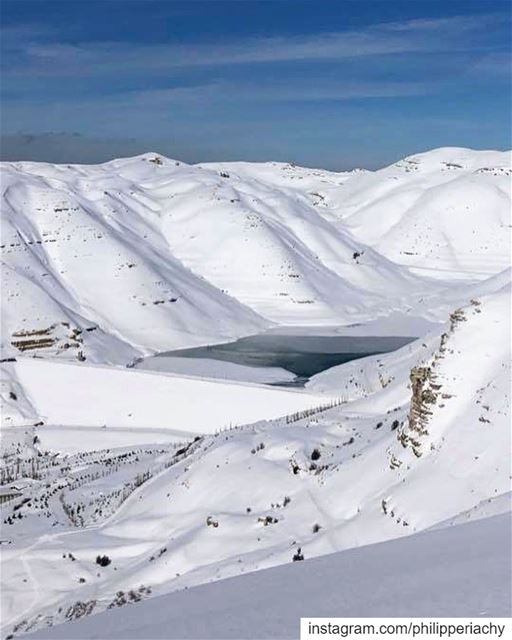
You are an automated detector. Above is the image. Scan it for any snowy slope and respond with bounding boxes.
[431,492,512,528]
[1,147,510,639]
[321,148,511,280]
[1,155,268,365]
[155,160,425,324]
[26,513,512,639]
[201,149,511,283]
[1,287,509,638]
[2,148,510,366]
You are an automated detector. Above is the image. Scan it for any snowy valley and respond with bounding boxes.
[0,147,511,638]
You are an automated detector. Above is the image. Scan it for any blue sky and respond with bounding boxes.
[1,0,510,168]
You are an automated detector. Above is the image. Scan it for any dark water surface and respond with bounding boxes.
[158,334,414,380]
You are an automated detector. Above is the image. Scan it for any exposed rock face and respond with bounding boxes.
[399,366,440,457]
[10,323,85,360]
[395,307,468,459]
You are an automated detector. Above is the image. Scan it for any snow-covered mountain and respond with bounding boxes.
[0,147,510,638]
[2,147,510,364]
[306,147,511,280]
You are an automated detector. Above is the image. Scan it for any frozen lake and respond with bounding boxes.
[140,334,415,385]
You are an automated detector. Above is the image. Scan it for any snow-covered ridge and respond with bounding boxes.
[2,147,510,364]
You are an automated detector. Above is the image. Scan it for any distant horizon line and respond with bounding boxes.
[1,138,511,173]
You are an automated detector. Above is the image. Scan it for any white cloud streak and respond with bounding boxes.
[1,13,505,78]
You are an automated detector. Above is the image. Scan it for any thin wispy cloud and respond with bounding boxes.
[132,81,432,103]
[4,79,432,109]
[1,13,506,78]
[468,52,512,77]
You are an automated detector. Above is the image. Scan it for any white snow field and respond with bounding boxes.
[26,513,512,639]
[7,357,326,434]
[0,147,510,639]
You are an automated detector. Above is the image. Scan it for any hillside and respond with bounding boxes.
[2,148,510,365]
[316,147,512,280]
[1,285,509,638]
[26,513,512,639]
